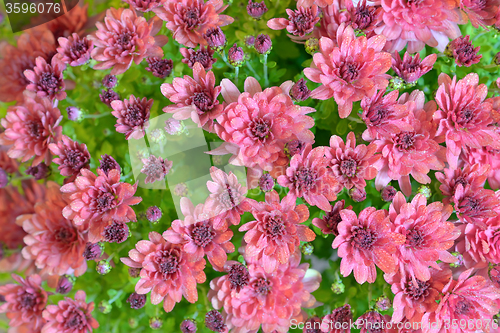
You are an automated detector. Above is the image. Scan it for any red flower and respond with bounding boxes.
[111,95,152,140]
[49,135,91,178]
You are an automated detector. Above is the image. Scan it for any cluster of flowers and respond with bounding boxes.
[1,0,500,332]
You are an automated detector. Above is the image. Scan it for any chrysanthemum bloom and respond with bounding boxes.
[303,316,322,332]
[24,56,66,101]
[259,173,275,192]
[61,168,142,242]
[327,132,380,193]
[373,0,463,53]
[460,0,498,28]
[422,269,500,333]
[239,190,315,273]
[120,231,207,312]
[372,90,446,196]
[146,57,173,78]
[247,0,268,19]
[26,163,50,180]
[391,52,437,84]
[445,35,482,67]
[90,8,168,75]
[0,274,48,332]
[57,33,93,67]
[203,27,227,51]
[453,185,500,227]
[268,5,320,37]
[140,154,173,184]
[99,89,120,107]
[435,164,489,204]
[209,251,321,333]
[290,78,311,102]
[320,304,352,333]
[164,198,235,271]
[0,91,62,166]
[111,95,152,140]
[123,0,166,12]
[434,73,500,169]
[162,63,223,131]
[278,145,338,211]
[312,200,352,236]
[127,292,147,309]
[388,192,459,283]
[18,182,88,276]
[98,154,121,176]
[103,221,130,243]
[0,30,56,103]
[333,207,405,284]
[102,75,117,89]
[215,77,315,175]
[42,290,99,333]
[181,46,217,70]
[153,0,234,48]
[304,24,392,118]
[456,222,500,271]
[462,146,500,190]
[355,311,392,333]
[49,135,90,178]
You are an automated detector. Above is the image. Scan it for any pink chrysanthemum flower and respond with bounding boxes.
[360,89,412,141]
[320,304,353,333]
[120,231,207,312]
[56,33,93,67]
[460,0,498,28]
[327,132,380,193]
[49,135,91,178]
[373,90,446,196]
[452,184,500,227]
[111,95,152,140]
[277,145,338,211]
[312,200,352,236]
[140,154,173,184]
[204,167,252,229]
[153,0,234,48]
[239,190,315,273]
[42,290,99,333]
[462,146,500,190]
[0,91,62,166]
[422,269,500,333]
[434,73,500,169]
[446,35,482,67]
[456,222,500,270]
[61,168,142,242]
[123,0,166,12]
[373,0,463,53]
[161,63,223,131]
[24,56,66,101]
[0,274,48,332]
[435,164,489,204]
[304,24,392,118]
[332,207,405,284]
[355,311,392,333]
[89,8,168,75]
[215,77,315,175]
[164,197,235,271]
[180,46,217,70]
[391,52,437,84]
[386,266,451,324]
[388,192,459,283]
[209,251,321,333]
[267,5,320,37]
[18,182,88,277]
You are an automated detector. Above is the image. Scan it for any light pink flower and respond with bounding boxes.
[56,33,93,67]
[312,200,352,236]
[456,222,500,271]
[435,164,489,204]
[332,207,405,284]
[89,8,167,75]
[24,56,66,101]
[120,231,207,312]
[123,0,166,12]
[239,190,315,273]
[267,5,320,37]
[391,52,437,84]
[110,95,152,140]
[462,146,500,190]
[153,0,234,48]
[453,184,500,227]
[304,24,391,118]
[140,154,173,184]
[49,135,91,178]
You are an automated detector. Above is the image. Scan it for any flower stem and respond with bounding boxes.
[85,112,111,119]
[263,54,269,87]
[220,50,230,67]
[235,66,240,87]
[246,61,260,79]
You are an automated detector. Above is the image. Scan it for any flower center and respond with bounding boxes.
[340,62,359,82]
[351,226,377,250]
[64,310,85,329]
[293,167,317,191]
[367,107,390,126]
[20,292,37,310]
[454,176,468,190]
[94,192,116,213]
[456,108,475,126]
[407,0,424,7]
[252,278,272,295]
[26,120,43,138]
[458,196,481,215]
[183,8,200,29]
[55,227,77,244]
[249,118,271,141]
[455,298,472,315]
[340,158,357,177]
[323,210,342,235]
[157,250,180,275]
[103,222,128,243]
[405,228,425,248]
[264,214,286,240]
[65,149,87,170]
[191,222,215,247]
[395,131,416,151]
[353,5,375,30]
[117,32,134,49]
[404,279,430,301]
[124,105,146,127]
[192,91,213,112]
[40,72,58,91]
[228,263,250,292]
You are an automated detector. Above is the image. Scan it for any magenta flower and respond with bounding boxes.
[146,57,173,78]
[267,5,320,37]
[49,135,90,178]
[446,35,482,67]
[239,190,315,273]
[453,185,500,227]
[181,46,217,70]
[90,8,168,75]
[0,91,62,166]
[391,51,437,84]
[111,95,152,140]
[103,221,130,243]
[141,154,173,184]
[290,78,311,101]
[203,27,227,51]
[277,145,338,211]
[42,290,99,333]
[312,200,352,236]
[304,24,392,118]
[161,63,223,131]
[327,132,380,192]
[164,197,235,271]
[434,73,500,169]
[247,0,268,19]
[332,207,405,284]
[435,164,489,204]
[120,231,207,312]
[153,0,234,48]
[61,168,142,242]
[98,154,121,176]
[0,274,48,332]
[57,33,93,67]
[24,56,67,101]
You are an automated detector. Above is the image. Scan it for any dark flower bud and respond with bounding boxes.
[146,206,162,223]
[247,0,268,19]
[56,275,75,294]
[66,106,83,121]
[98,154,121,176]
[205,310,227,332]
[181,319,197,333]
[126,292,147,309]
[228,44,245,67]
[0,168,7,188]
[128,267,141,278]
[146,57,173,79]
[26,163,50,180]
[254,34,272,55]
[349,187,367,202]
[99,89,120,108]
[381,186,397,202]
[102,75,117,89]
[203,27,227,52]
[290,78,311,102]
[83,242,103,260]
[259,173,274,192]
